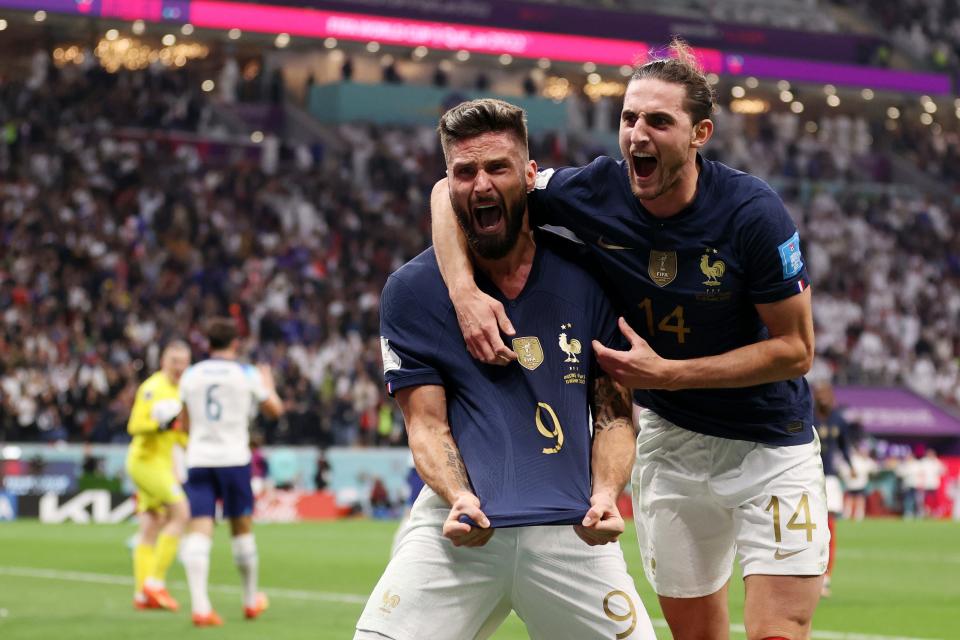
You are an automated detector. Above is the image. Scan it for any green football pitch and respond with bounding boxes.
[0,518,957,639]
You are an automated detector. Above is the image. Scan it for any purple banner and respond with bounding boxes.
[306,0,882,64]
[834,386,960,436]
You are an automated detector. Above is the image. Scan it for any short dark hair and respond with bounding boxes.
[437,98,529,161]
[205,317,238,351]
[631,38,716,124]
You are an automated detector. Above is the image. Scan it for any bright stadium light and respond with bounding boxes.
[887,106,900,119]
[455,49,469,61]
[777,80,791,91]
[790,101,804,114]
[705,73,719,85]
[745,76,759,88]
[412,45,428,59]
[920,94,932,104]
[34,10,46,22]
[920,112,933,125]
[275,33,290,48]
[251,131,264,143]
[923,100,937,114]
[861,88,874,100]
[106,29,119,41]
[731,86,745,98]
[324,37,337,49]
[826,94,840,107]
[955,107,960,119]
[0,19,6,31]
[181,23,194,36]
[582,61,596,73]
[132,20,145,35]
[228,28,241,40]
[538,58,552,70]
[780,90,793,103]
[162,34,176,46]
[823,84,836,95]
[1,445,22,460]
[499,53,513,65]
[201,79,215,92]
[621,65,633,77]
[366,41,380,53]
[587,73,601,85]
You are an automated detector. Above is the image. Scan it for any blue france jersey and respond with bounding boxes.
[380,242,622,527]
[531,155,814,445]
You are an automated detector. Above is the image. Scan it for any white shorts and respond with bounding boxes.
[824,475,844,514]
[631,408,829,598]
[355,487,655,640]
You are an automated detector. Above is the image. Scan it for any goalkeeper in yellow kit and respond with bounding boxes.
[126,341,192,611]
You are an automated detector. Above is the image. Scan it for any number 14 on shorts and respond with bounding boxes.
[765,493,817,547]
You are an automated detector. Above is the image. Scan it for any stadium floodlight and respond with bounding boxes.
[705,73,719,85]
[34,10,46,22]
[731,86,745,98]
[228,28,241,40]
[923,101,937,114]
[780,90,793,103]
[887,106,900,119]
[162,34,176,46]
[745,76,759,88]
[455,49,470,61]
[826,94,840,107]
[538,58,552,70]
[412,45,428,59]
[275,32,290,48]
[181,23,194,35]
[621,65,634,77]
[587,73,601,85]
[0,19,6,31]
[1,445,21,460]
[790,101,804,114]
[202,79,215,92]
[861,88,874,100]
[324,37,337,48]
[251,131,264,143]
[499,53,513,65]
[920,112,933,125]
[366,41,380,52]
[582,61,596,73]
[132,20,145,35]
[106,29,119,41]
[777,80,791,91]
[823,84,836,95]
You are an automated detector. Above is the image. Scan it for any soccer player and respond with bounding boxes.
[178,317,283,626]
[125,340,191,611]
[355,99,655,640]
[431,41,827,640]
[813,381,854,597]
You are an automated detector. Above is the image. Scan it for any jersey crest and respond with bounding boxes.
[512,337,544,371]
[649,250,677,287]
[700,250,726,287]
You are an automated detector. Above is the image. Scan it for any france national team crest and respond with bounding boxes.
[778,231,805,279]
[512,337,544,371]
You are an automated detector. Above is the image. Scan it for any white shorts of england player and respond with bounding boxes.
[354,487,656,640]
[824,474,844,514]
[630,407,830,599]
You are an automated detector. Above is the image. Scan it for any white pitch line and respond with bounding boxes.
[0,566,942,640]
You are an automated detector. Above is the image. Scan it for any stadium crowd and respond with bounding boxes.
[1,63,959,447]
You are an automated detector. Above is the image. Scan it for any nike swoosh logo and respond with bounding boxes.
[597,236,634,250]
[774,548,807,560]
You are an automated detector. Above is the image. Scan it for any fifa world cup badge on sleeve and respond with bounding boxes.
[777,231,804,279]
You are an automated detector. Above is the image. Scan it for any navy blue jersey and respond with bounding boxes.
[530,155,814,445]
[380,241,622,528]
[817,409,854,477]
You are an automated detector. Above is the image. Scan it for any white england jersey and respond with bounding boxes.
[180,358,268,468]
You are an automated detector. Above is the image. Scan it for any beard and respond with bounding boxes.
[453,193,527,261]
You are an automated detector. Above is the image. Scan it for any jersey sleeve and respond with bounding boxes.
[739,191,811,304]
[243,364,270,402]
[380,274,445,396]
[127,381,159,435]
[529,157,618,233]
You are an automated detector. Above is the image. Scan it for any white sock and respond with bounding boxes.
[231,533,259,608]
[180,533,213,615]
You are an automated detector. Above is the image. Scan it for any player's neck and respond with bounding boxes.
[210,348,237,360]
[473,229,536,300]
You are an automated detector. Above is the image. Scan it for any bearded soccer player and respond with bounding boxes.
[126,340,192,611]
[355,98,654,640]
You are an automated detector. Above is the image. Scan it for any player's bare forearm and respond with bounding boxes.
[431,178,473,292]
[590,376,636,499]
[395,385,473,504]
[596,288,814,390]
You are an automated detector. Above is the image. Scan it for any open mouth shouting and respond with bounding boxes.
[472,201,505,234]
[632,152,658,182]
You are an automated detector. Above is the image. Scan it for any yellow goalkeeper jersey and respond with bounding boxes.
[126,371,184,465]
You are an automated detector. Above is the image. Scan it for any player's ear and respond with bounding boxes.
[691,119,713,148]
[525,159,537,192]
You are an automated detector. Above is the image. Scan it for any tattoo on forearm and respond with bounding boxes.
[594,377,633,433]
[442,440,471,490]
